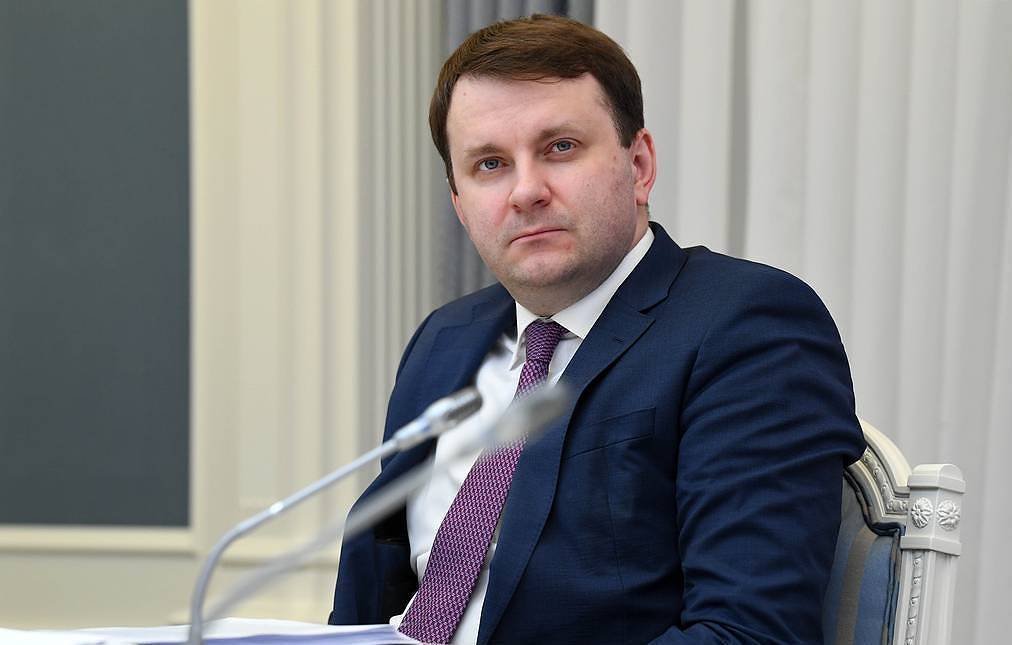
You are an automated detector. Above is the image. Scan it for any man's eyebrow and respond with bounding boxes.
[459,123,586,161]
[537,123,582,141]
[461,143,502,161]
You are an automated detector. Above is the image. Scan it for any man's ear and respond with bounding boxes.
[630,128,657,207]
[450,187,467,228]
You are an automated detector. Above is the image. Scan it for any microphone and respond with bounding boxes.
[340,383,572,539]
[391,386,483,451]
[484,383,571,444]
[342,382,570,538]
[186,387,482,645]
[197,383,572,636]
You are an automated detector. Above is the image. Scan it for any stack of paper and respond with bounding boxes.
[0,618,419,645]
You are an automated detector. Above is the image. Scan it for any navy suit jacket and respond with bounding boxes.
[330,224,866,644]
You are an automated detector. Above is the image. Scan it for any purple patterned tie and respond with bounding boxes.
[398,320,566,644]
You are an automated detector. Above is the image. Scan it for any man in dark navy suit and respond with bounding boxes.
[331,14,865,644]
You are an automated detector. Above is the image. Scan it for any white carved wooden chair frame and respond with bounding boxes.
[845,419,965,645]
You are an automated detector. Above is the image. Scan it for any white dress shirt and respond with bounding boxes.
[390,228,654,644]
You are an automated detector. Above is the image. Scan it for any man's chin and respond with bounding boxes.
[511,256,570,279]
[500,263,582,294]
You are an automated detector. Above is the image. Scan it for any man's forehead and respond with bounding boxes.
[445,74,611,148]
[449,72,603,107]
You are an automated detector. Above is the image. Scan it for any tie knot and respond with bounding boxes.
[524,320,566,364]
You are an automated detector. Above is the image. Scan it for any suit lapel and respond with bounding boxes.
[365,288,515,498]
[423,301,512,406]
[477,224,687,644]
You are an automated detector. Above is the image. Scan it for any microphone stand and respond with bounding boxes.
[185,387,481,645]
[199,384,570,630]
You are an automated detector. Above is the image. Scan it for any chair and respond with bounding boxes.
[824,419,965,645]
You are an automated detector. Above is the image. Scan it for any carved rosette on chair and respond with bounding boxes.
[895,463,964,645]
[843,420,965,645]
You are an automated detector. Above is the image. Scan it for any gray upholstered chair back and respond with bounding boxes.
[825,420,964,645]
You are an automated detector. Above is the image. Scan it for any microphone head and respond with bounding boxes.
[492,384,572,445]
[424,386,482,430]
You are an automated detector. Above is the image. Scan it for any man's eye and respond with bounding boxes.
[551,140,574,153]
[478,159,501,171]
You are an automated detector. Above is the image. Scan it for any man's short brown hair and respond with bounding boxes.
[429,14,644,194]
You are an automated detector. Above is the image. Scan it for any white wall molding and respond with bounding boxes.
[0,527,195,555]
[190,0,365,623]
[0,0,387,629]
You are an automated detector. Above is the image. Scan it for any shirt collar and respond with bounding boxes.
[510,226,655,368]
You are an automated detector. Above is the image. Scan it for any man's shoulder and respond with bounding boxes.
[646,243,837,341]
[681,244,806,284]
[394,282,511,373]
[655,245,849,366]
[677,245,824,305]
[633,225,821,312]
[423,282,512,327]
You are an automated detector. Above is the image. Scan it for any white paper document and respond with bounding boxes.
[1,618,419,645]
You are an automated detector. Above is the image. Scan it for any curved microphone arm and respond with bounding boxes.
[189,384,571,643]
[185,387,481,645]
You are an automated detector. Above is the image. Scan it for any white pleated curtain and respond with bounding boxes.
[596,1,1011,642]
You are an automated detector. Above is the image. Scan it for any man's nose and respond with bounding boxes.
[509,161,551,212]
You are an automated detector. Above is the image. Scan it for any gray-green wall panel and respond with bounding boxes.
[0,0,190,526]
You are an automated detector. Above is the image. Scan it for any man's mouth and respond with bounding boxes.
[512,228,565,243]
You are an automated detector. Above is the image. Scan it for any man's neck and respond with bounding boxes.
[513,220,652,316]
[513,226,656,342]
